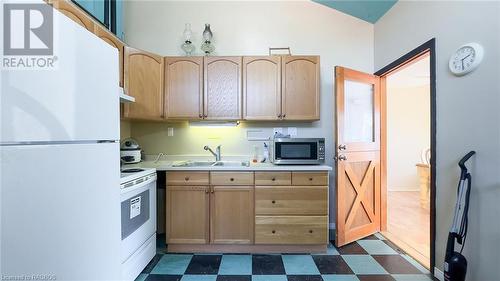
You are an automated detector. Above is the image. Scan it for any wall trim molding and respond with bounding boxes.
[434,267,444,281]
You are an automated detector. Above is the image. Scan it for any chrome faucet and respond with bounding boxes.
[204,145,221,162]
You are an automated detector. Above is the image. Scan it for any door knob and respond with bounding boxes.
[338,144,347,150]
[338,155,347,161]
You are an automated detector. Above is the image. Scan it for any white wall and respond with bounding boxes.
[123,0,375,226]
[387,84,430,191]
[375,1,500,279]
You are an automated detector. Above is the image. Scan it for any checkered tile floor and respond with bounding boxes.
[135,233,436,281]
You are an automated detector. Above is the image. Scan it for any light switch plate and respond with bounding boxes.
[287,127,297,137]
[167,127,174,137]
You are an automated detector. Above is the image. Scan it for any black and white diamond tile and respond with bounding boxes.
[135,235,436,281]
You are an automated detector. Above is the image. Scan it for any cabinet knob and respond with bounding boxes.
[230,178,234,182]
[205,189,209,194]
[282,114,286,118]
[309,178,313,181]
[338,144,347,150]
[271,177,276,181]
[199,114,202,118]
[271,200,276,204]
[278,114,282,118]
[184,177,190,181]
[309,230,313,234]
[272,230,276,234]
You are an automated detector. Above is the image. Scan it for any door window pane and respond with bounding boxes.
[344,80,374,143]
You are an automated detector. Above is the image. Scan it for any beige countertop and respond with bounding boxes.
[125,160,332,171]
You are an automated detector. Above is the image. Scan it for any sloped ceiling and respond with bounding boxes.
[313,0,397,24]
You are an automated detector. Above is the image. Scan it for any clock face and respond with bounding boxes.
[449,43,484,76]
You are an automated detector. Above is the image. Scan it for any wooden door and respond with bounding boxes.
[282,56,320,120]
[123,46,164,120]
[210,186,254,244]
[204,57,242,120]
[335,66,381,247]
[167,186,210,244]
[164,57,204,119]
[242,56,281,120]
[94,24,124,86]
[52,0,95,32]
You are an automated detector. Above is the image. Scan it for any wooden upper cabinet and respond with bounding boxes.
[243,56,282,120]
[204,57,242,120]
[123,46,164,120]
[94,24,125,87]
[164,57,204,119]
[52,0,95,32]
[282,56,320,120]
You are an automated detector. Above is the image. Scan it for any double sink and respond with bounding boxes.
[172,160,250,167]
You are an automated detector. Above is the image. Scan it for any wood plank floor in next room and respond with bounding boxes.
[134,234,437,281]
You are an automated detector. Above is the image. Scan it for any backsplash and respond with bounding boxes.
[124,120,329,160]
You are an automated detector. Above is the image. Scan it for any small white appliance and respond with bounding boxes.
[120,168,157,281]
[121,138,142,164]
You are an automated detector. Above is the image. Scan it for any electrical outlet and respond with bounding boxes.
[273,127,283,136]
[287,127,297,137]
[167,127,174,137]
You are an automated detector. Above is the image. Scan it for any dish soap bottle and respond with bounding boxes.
[261,142,269,163]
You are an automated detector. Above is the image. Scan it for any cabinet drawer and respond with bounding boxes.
[211,172,254,185]
[167,171,209,185]
[255,186,327,215]
[255,216,328,244]
[255,172,291,185]
[292,172,328,186]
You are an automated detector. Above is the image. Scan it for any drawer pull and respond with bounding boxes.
[309,230,313,233]
[309,177,313,181]
[184,177,189,181]
[271,200,276,204]
[271,177,276,181]
[230,178,234,181]
[272,230,276,234]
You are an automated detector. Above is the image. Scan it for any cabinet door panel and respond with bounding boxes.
[52,0,95,32]
[123,47,164,120]
[282,56,320,120]
[204,57,242,120]
[167,186,209,244]
[94,24,124,87]
[165,57,203,119]
[211,186,254,244]
[243,56,281,120]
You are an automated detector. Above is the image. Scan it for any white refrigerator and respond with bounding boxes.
[1,2,122,280]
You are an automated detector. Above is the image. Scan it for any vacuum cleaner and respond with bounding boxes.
[444,151,475,281]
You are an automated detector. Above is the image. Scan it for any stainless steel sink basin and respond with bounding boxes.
[172,161,250,167]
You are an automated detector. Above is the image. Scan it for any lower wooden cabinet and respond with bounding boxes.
[167,185,209,244]
[211,186,254,244]
[167,172,254,245]
[166,171,329,250]
[255,216,328,244]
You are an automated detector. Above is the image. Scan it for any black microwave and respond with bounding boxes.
[272,138,325,165]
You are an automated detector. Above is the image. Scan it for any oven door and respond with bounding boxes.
[273,139,320,164]
[120,174,157,264]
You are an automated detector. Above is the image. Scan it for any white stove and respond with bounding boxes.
[120,167,156,185]
[119,167,157,280]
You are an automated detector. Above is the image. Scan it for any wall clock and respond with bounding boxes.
[449,42,484,76]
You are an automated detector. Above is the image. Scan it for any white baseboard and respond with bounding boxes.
[434,267,444,281]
